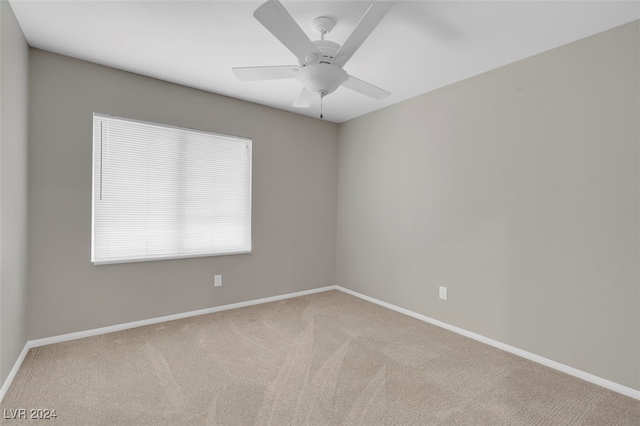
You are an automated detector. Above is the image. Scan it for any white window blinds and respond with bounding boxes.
[92,114,252,265]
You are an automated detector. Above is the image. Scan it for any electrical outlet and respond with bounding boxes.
[439,286,447,300]
[214,275,222,287]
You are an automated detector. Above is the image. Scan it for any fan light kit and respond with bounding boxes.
[233,0,394,118]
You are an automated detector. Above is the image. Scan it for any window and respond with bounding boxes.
[92,114,252,265]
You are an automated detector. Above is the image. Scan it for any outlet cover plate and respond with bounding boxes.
[439,286,447,300]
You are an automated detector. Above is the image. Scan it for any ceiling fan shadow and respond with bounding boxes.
[393,2,462,41]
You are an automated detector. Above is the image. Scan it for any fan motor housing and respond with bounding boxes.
[314,40,340,63]
[300,40,340,66]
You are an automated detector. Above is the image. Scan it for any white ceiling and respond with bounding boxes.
[8,0,639,123]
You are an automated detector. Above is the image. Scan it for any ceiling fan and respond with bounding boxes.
[233,0,394,117]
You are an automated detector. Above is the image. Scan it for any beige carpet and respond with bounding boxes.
[1,290,638,425]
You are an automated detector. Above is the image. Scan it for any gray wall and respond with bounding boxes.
[0,0,29,383]
[27,49,337,340]
[337,21,639,390]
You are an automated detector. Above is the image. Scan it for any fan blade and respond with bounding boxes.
[332,1,394,67]
[254,0,321,64]
[342,75,390,100]
[293,87,316,108]
[232,66,299,81]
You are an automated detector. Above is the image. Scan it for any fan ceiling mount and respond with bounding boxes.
[233,0,394,117]
[311,16,335,37]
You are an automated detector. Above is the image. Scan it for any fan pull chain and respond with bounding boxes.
[320,95,324,119]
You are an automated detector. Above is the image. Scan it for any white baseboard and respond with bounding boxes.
[3,284,637,403]
[336,285,640,401]
[0,285,337,403]
[0,343,30,403]
[29,285,338,348]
